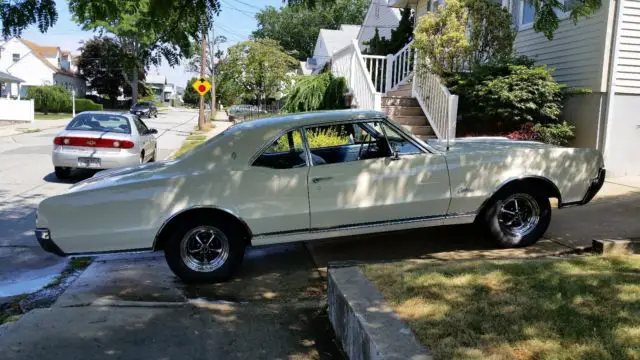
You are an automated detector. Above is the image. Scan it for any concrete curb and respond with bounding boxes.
[328,266,432,360]
[593,238,640,255]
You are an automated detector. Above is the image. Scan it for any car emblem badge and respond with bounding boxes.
[87,140,96,146]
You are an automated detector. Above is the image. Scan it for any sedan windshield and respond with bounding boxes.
[66,113,131,134]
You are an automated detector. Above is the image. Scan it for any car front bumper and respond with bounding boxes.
[52,147,140,169]
[561,168,606,208]
[35,228,66,256]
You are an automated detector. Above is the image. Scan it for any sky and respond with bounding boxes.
[22,0,283,87]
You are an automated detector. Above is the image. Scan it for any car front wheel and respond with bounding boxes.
[482,188,551,248]
[164,220,245,283]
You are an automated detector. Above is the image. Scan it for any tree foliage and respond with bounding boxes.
[77,37,128,106]
[186,35,227,77]
[414,0,515,75]
[444,60,567,133]
[252,0,368,60]
[214,57,244,107]
[282,73,348,113]
[224,39,297,105]
[364,8,414,55]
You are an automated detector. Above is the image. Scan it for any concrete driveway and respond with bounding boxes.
[0,109,199,299]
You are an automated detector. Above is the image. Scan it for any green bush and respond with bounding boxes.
[282,73,348,113]
[533,122,575,146]
[272,127,349,152]
[445,60,565,133]
[28,86,72,114]
[75,98,103,112]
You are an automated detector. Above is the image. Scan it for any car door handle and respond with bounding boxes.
[312,176,333,183]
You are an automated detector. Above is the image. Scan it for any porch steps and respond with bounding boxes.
[381,83,435,140]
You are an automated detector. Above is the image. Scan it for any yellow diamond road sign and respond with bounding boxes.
[192,78,211,96]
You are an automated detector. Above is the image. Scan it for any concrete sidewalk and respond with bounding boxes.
[0,119,70,137]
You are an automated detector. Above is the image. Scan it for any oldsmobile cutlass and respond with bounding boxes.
[36,110,605,283]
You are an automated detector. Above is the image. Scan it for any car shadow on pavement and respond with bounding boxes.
[42,169,98,184]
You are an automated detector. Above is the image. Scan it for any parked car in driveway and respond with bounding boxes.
[36,110,605,283]
[52,111,158,179]
[130,102,158,118]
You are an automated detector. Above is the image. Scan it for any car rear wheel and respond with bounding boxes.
[164,219,245,283]
[54,167,71,180]
[481,187,551,248]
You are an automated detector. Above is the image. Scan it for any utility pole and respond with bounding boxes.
[210,25,216,117]
[198,22,207,131]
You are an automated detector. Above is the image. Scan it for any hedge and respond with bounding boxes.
[27,85,103,113]
[75,98,103,112]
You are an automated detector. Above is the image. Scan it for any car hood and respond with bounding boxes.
[68,160,175,193]
[427,137,551,153]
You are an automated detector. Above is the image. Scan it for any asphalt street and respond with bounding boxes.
[0,108,199,299]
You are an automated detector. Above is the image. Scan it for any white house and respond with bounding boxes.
[0,38,86,98]
[300,24,362,74]
[357,0,402,51]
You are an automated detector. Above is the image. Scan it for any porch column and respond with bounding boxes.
[17,82,21,100]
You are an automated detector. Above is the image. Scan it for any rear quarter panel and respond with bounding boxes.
[446,146,603,215]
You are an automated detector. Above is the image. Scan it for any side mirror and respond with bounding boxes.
[147,128,158,135]
[390,151,400,160]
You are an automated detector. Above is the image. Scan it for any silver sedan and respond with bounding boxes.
[52,111,158,179]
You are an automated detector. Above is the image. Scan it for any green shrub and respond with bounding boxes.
[28,86,72,114]
[75,99,103,112]
[282,73,348,113]
[533,122,575,146]
[272,127,349,152]
[445,61,565,133]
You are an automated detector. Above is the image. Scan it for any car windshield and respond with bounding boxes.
[66,113,131,134]
[132,103,150,109]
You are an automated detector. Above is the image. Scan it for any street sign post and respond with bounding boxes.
[192,78,212,96]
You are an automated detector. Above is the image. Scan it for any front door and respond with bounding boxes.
[306,120,450,229]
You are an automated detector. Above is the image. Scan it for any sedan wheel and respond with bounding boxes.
[482,187,550,248]
[164,220,245,283]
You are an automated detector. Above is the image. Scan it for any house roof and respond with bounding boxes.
[318,25,361,56]
[0,71,24,83]
[20,38,60,57]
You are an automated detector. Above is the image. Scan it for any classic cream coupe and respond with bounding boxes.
[36,110,605,282]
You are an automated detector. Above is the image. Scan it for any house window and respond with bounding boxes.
[12,53,20,62]
[520,0,573,28]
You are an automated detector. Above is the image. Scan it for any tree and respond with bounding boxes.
[364,8,415,55]
[77,37,127,107]
[215,57,244,107]
[224,39,297,106]
[69,0,222,102]
[414,0,515,75]
[2,0,602,42]
[252,0,368,60]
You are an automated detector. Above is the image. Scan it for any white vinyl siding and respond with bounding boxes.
[615,0,640,94]
[513,1,611,91]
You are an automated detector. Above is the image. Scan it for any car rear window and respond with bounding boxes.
[132,103,150,109]
[66,113,131,134]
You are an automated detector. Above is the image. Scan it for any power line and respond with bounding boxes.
[231,0,263,11]
[219,0,256,18]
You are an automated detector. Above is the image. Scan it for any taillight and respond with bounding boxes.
[53,137,134,149]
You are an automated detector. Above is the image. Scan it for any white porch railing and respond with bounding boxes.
[331,40,381,111]
[412,65,458,142]
[330,40,458,144]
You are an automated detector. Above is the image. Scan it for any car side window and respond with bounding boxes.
[252,130,307,169]
[133,117,149,135]
[304,122,389,165]
[381,123,423,155]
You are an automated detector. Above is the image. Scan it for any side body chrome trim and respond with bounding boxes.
[152,206,253,250]
[251,212,477,246]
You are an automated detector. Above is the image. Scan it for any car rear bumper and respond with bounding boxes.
[35,228,66,256]
[561,168,606,208]
[53,147,140,169]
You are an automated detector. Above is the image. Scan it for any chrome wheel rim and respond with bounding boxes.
[498,193,540,237]
[180,226,229,272]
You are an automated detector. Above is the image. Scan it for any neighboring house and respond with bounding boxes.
[357,0,402,51]
[0,38,86,98]
[146,74,167,102]
[300,25,362,74]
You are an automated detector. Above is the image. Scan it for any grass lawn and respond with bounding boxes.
[35,112,72,120]
[363,256,640,360]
